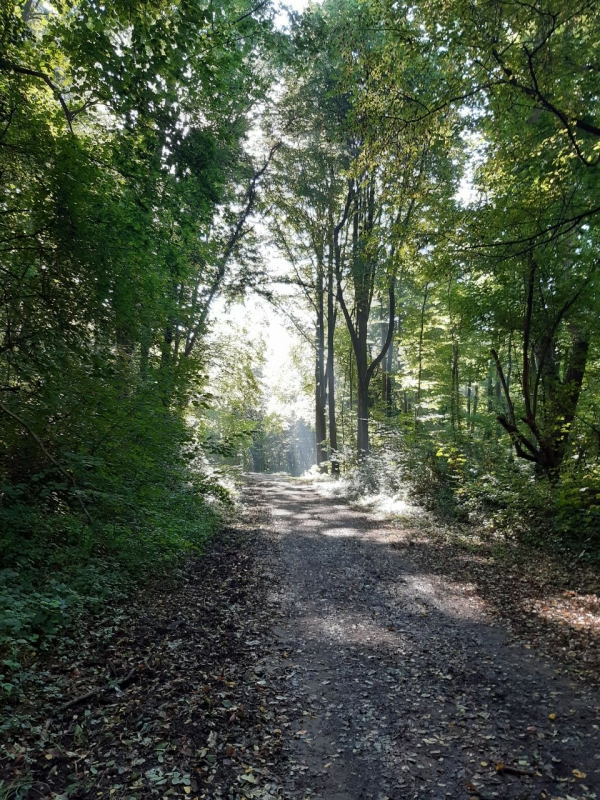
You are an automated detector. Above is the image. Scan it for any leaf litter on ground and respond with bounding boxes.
[0,491,296,800]
[2,477,600,800]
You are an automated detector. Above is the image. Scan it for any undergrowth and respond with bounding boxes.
[319,421,600,563]
[0,417,234,704]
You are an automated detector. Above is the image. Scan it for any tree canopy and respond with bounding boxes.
[2,0,600,679]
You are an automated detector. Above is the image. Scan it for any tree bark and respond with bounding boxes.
[334,181,396,458]
[381,305,394,412]
[451,341,460,431]
[415,283,429,424]
[326,239,339,475]
[315,266,328,472]
[492,319,589,475]
[552,327,589,465]
[470,384,478,433]
[357,377,369,456]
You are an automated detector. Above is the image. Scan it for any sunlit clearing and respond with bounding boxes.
[314,480,424,521]
[211,295,309,413]
[354,492,424,520]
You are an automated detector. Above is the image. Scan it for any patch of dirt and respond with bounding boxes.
[389,518,600,684]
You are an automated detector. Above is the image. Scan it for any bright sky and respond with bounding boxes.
[275,0,311,25]
[212,292,313,421]
[209,0,313,413]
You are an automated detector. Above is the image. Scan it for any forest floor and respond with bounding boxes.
[2,475,600,800]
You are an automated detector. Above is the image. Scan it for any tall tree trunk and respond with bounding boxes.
[381,304,394,412]
[355,298,370,455]
[487,360,494,412]
[416,283,429,424]
[173,284,184,361]
[334,181,395,459]
[315,269,327,472]
[470,384,478,433]
[552,326,589,466]
[326,244,339,475]
[492,255,590,474]
[452,341,460,431]
[357,377,369,456]
[382,329,394,413]
[348,349,353,410]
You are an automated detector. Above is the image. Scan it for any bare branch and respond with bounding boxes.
[184,142,281,356]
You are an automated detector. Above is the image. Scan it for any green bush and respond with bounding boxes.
[345,420,600,561]
[0,400,230,702]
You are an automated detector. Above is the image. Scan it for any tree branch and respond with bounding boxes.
[184,142,281,356]
[366,278,395,384]
[491,48,600,167]
[0,58,75,134]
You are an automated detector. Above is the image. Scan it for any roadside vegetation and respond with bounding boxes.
[0,0,274,699]
[263,0,600,568]
[2,0,600,746]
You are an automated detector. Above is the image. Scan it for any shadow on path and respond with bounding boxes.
[253,474,600,800]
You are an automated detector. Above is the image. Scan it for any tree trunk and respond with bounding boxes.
[334,180,395,460]
[416,284,428,424]
[381,306,394,413]
[348,349,353,410]
[452,342,460,431]
[326,248,339,475]
[492,317,589,475]
[487,361,494,412]
[552,327,589,466]
[357,378,369,456]
[355,298,370,454]
[315,272,327,472]
[470,384,478,433]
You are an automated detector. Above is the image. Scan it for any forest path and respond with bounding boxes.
[253,474,600,800]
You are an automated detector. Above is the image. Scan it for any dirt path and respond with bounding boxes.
[254,475,600,800]
[3,475,600,800]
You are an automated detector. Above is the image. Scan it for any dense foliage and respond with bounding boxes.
[3,0,600,700]
[0,0,275,685]
[266,0,600,558]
